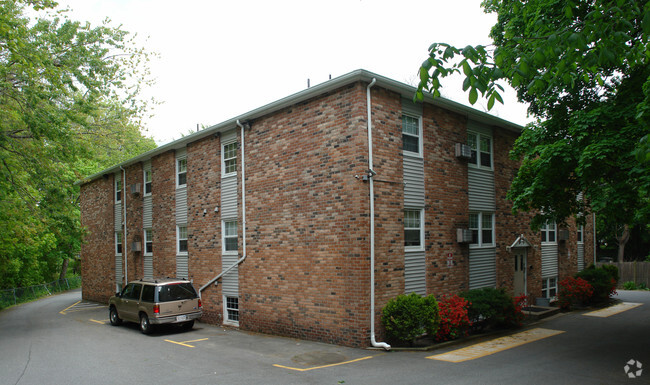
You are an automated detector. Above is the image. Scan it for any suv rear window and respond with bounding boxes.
[156,283,198,302]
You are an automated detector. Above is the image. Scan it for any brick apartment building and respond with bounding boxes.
[78,69,594,348]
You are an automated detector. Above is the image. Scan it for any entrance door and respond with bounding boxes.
[513,249,527,297]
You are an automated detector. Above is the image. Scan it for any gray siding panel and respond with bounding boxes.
[402,98,423,117]
[541,244,559,278]
[469,247,496,289]
[143,255,153,280]
[114,203,122,232]
[221,176,238,218]
[404,155,425,208]
[143,196,152,228]
[115,255,122,288]
[221,254,239,296]
[577,243,585,271]
[405,250,426,295]
[468,167,495,211]
[176,187,188,224]
[176,255,189,279]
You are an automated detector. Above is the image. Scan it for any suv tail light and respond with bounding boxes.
[198,299,202,308]
[153,304,160,314]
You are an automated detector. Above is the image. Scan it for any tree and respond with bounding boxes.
[416,0,650,261]
[0,0,157,287]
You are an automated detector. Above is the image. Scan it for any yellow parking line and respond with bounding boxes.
[164,338,208,348]
[428,328,564,363]
[273,356,374,372]
[583,302,642,318]
[59,300,81,315]
[89,319,106,324]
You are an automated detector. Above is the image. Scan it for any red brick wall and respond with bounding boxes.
[123,163,143,282]
[152,151,177,278]
[80,175,116,302]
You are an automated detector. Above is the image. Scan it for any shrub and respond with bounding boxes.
[623,281,637,290]
[381,293,440,345]
[558,277,594,310]
[600,264,620,284]
[435,294,472,342]
[575,266,617,304]
[460,288,522,329]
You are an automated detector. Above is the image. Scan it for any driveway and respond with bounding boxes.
[0,289,647,384]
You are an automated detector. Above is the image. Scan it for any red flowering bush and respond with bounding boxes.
[508,294,527,327]
[435,294,472,342]
[558,277,593,310]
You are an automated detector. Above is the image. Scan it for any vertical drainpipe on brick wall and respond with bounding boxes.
[367,78,391,351]
[120,166,128,285]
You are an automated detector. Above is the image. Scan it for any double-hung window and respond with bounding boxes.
[177,225,188,254]
[577,225,584,244]
[115,178,122,203]
[144,169,152,196]
[404,209,423,249]
[225,296,239,323]
[176,157,187,188]
[144,228,153,255]
[541,222,557,243]
[222,142,237,176]
[469,212,494,247]
[542,277,558,298]
[223,220,238,253]
[402,115,422,156]
[467,132,492,169]
[115,232,123,256]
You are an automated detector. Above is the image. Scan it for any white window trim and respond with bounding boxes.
[402,114,423,158]
[223,295,240,326]
[115,232,123,256]
[469,212,495,248]
[542,276,558,300]
[176,225,188,256]
[144,228,153,256]
[541,222,557,244]
[115,177,122,204]
[221,141,238,178]
[143,169,152,197]
[577,225,584,244]
[404,208,425,251]
[222,219,238,255]
[468,131,493,171]
[176,156,187,189]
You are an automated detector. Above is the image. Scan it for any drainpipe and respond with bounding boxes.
[199,121,248,295]
[120,166,128,285]
[593,212,597,265]
[366,78,391,351]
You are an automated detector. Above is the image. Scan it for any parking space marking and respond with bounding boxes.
[427,328,564,363]
[59,301,105,315]
[59,300,81,315]
[583,302,642,318]
[273,356,374,372]
[164,338,209,348]
[89,319,106,325]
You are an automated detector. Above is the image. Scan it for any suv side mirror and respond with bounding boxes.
[115,292,121,297]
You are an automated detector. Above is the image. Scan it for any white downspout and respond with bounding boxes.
[593,212,597,265]
[367,78,391,351]
[120,166,128,285]
[200,121,248,296]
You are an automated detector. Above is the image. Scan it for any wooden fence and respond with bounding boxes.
[598,262,650,287]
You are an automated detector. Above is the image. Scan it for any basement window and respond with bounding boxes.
[225,296,239,323]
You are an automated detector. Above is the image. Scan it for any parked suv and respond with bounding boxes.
[109,279,202,334]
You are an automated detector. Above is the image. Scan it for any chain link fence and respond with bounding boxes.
[0,276,82,310]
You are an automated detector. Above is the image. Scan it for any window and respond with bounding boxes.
[225,296,239,323]
[115,178,122,203]
[115,232,123,255]
[541,222,557,243]
[176,157,187,187]
[141,285,155,302]
[222,142,238,176]
[542,277,558,298]
[402,115,421,155]
[467,132,492,168]
[404,209,423,248]
[144,228,153,255]
[177,226,188,254]
[469,212,494,247]
[577,225,584,243]
[223,220,238,253]
[144,169,152,195]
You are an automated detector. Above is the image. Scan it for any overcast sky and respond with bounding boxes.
[60,0,530,145]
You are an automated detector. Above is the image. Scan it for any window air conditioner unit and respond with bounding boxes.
[455,143,472,159]
[131,241,142,252]
[558,229,569,241]
[457,228,473,243]
[130,183,141,195]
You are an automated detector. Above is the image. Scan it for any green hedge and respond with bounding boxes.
[381,293,440,345]
[460,288,521,329]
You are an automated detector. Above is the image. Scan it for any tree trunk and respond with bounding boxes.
[59,258,69,280]
[616,224,630,262]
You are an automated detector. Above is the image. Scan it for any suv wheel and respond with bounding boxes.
[109,307,122,326]
[139,313,153,334]
[181,320,195,331]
